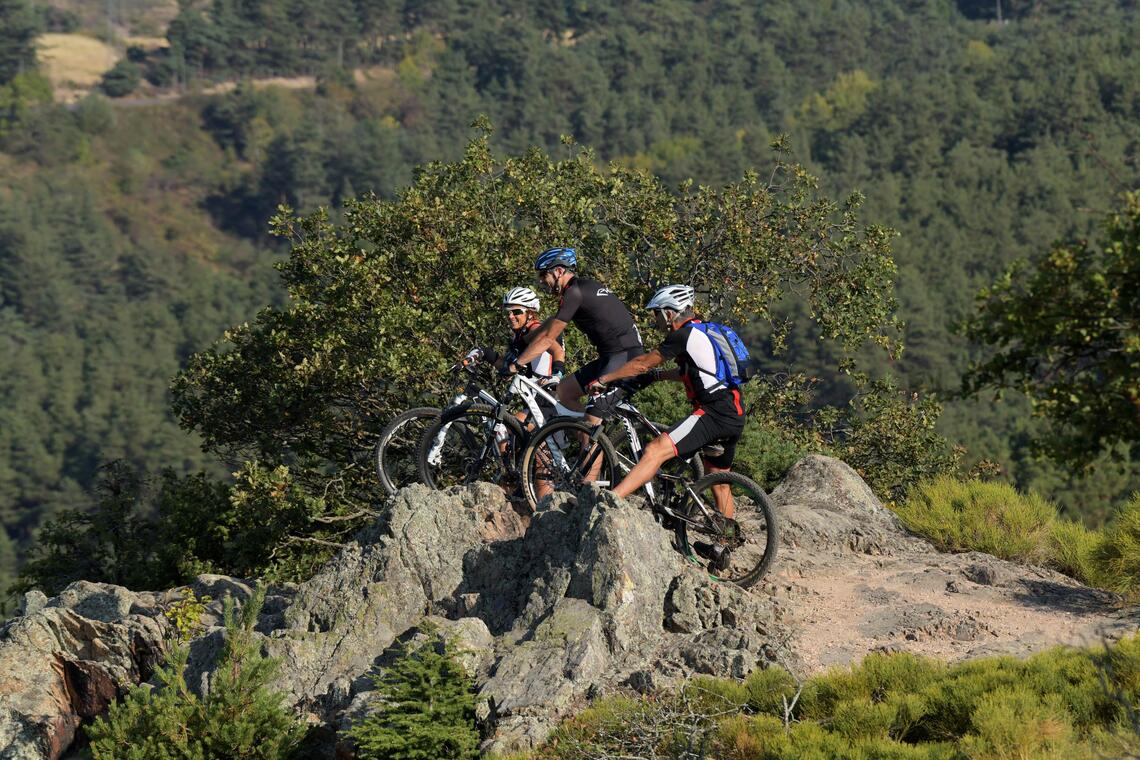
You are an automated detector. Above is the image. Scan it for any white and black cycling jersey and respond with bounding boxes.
[658,319,744,415]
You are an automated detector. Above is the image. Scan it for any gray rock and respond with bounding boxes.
[17,591,46,618]
[4,453,1134,759]
[0,601,168,760]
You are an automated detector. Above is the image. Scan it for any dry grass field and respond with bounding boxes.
[36,33,120,101]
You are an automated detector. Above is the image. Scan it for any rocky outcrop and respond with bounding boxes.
[2,455,1136,758]
[0,583,170,759]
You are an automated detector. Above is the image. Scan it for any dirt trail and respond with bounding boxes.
[763,456,1138,676]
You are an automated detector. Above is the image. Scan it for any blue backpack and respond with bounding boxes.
[692,321,756,388]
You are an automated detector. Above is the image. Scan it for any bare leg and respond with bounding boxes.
[704,461,734,518]
[559,374,604,480]
[613,435,675,499]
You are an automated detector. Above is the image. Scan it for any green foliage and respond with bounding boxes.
[1091,492,1140,595]
[822,377,962,503]
[1048,518,1104,588]
[0,0,39,85]
[527,636,1140,759]
[892,476,1057,563]
[894,477,1140,596]
[14,462,233,596]
[347,628,479,759]
[0,70,51,135]
[172,128,902,573]
[101,59,142,98]
[163,588,212,644]
[964,193,1140,466]
[86,586,307,759]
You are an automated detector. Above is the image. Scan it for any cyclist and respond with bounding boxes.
[466,286,565,384]
[590,285,745,527]
[505,247,644,425]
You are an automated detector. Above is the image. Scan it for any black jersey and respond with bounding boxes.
[658,319,744,416]
[554,277,643,355]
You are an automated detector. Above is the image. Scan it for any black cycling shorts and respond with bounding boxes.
[666,408,744,468]
[572,347,645,389]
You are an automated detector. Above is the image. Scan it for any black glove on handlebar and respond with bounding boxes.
[586,386,625,419]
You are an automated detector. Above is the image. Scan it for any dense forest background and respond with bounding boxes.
[0,0,1137,602]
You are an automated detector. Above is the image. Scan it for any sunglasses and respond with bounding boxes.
[504,308,527,317]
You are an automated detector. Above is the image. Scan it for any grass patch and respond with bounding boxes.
[891,476,1055,563]
[1092,492,1140,594]
[36,33,119,91]
[519,636,1140,759]
[890,478,1140,597]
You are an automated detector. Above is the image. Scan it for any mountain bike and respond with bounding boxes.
[416,361,569,491]
[517,388,702,511]
[373,407,441,496]
[519,388,777,587]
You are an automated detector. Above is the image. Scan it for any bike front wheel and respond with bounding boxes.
[520,419,619,512]
[417,405,526,490]
[674,471,778,588]
[374,407,441,496]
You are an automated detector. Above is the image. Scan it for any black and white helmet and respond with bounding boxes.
[645,284,695,313]
[502,286,541,311]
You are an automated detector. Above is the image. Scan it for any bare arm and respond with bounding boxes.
[599,350,666,383]
[514,318,567,366]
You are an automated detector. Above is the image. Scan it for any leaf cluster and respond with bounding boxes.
[963,193,1140,466]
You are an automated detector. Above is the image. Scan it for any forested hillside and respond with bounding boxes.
[0,0,1137,602]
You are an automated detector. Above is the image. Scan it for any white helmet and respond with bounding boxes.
[645,284,695,313]
[502,286,541,311]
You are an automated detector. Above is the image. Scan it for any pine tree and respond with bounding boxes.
[86,586,306,759]
[347,628,480,760]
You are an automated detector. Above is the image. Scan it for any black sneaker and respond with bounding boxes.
[692,541,730,572]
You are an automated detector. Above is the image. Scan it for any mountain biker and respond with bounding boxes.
[466,286,565,384]
[506,247,644,426]
[590,284,745,522]
[462,286,564,500]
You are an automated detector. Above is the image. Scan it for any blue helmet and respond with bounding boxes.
[534,247,577,272]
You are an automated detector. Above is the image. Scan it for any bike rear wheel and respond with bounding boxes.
[417,405,525,490]
[520,419,619,512]
[674,471,778,588]
[374,407,441,496]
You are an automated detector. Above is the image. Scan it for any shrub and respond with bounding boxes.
[1091,492,1140,595]
[892,476,1056,563]
[824,378,961,504]
[346,628,479,760]
[532,636,1140,759]
[1048,519,1104,587]
[86,586,306,759]
[101,59,141,98]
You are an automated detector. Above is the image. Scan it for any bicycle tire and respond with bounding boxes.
[520,418,619,512]
[374,407,441,496]
[417,404,526,490]
[674,471,778,588]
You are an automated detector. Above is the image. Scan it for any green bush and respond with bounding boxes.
[1048,519,1104,587]
[86,586,306,759]
[347,627,479,759]
[101,59,142,98]
[1091,492,1140,595]
[525,636,1140,759]
[892,476,1057,563]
